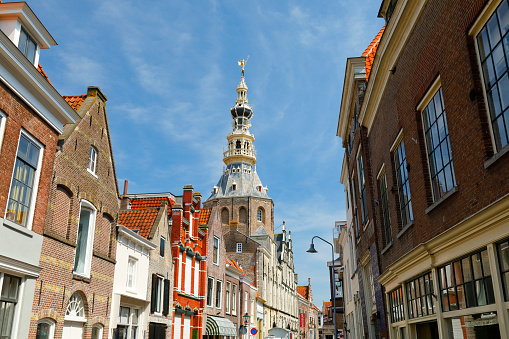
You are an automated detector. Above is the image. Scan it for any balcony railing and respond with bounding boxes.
[223,148,256,159]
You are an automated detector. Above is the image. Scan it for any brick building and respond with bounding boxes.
[338,0,509,338]
[118,192,174,339]
[297,279,318,339]
[203,61,299,339]
[0,2,79,337]
[29,86,118,338]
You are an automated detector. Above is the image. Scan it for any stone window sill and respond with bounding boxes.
[72,273,91,283]
[381,242,393,255]
[87,168,98,179]
[484,143,509,169]
[396,221,415,239]
[425,186,458,214]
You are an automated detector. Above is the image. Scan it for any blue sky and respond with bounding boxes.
[31,0,383,308]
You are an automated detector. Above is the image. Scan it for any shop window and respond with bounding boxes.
[438,248,495,312]
[116,307,138,339]
[406,271,435,319]
[496,239,509,301]
[388,287,405,323]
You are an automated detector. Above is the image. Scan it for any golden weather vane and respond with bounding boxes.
[238,56,250,76]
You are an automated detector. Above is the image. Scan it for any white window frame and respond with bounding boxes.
[91,323,103,339]
[160,236,165,257]
[193,260,199,296]
[216,280,222,309]
[226,282,231,313]
[154,275,164,315]
[232,284,237,315]
[73,200,96,278]
[117,306,139,339]
[0,272,23,339]
[257,208,263,222]
[88,146,98,176]
[37,318,56,339]
[5,130,44,230]
[18,26,38,64]
[470,0,509,154]
[185,254,192,294]
[236,243,243,253]
[213,236,219,265]
[0,111,7,154]
[206,277,214,307]
[126,257,138,291]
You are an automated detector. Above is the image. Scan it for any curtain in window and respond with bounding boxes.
[74,209,91,273]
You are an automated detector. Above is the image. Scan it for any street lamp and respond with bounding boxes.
[307,236,337,339]
[243,312,251,325]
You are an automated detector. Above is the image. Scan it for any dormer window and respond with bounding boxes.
[18,27,37,64]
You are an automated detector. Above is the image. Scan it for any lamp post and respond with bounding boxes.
[307,236,337,339]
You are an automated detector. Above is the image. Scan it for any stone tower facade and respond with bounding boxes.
[203,61,273,238]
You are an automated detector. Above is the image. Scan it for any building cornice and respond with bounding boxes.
[0,254,42,277]
[117,225,157,251]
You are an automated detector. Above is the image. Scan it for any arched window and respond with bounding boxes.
[74,200,96,277]
[66,293,85,319]
[257,208,264,223]
[239,207,247,224]
[236,140,241,149]
[91,324,103,339]
[36,318,55,339]
[221,208,229,226]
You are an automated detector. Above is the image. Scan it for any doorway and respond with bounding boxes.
[416,321,439,339]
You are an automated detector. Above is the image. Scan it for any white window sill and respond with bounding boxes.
[73,272,91,280]
[87,168,98,178]
[126,287,137,294]
[154,311,163,316]
[3,218,34,237]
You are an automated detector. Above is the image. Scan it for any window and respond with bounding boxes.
[394,141,413,227]
[207,277,214,307]
[36,319,55,339]
[127,257,137,290]
[221,208,229,226]
[6,132,42,227]
[379,172,392,246]
[226,282,231,313]
[406,272,435,319]
[0,274,21,337]
[351,178,360,240]
[257,208,263,222]
[438,248,495,312]
[116,307,138,339]
[91,324,103,339]
[74,201,96,277]
[388,287,404,323]
[357,153,368,226]
[232,284,237,314]
[497,239,509,301]
[151,275,169,315]
[476,1,509,151]
[160,237,165,257]
[236,243,243,253]
[213,236,219,265]
[18,27,37,63]
[88,146,98,174]
[216,280,222,309]
[65,292,85,321]
[422,87,456,200]
[185,255,192,294]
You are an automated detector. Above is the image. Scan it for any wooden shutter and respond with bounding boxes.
[163,279,170,316]
[149,322,155,339]
[151,274,157,313]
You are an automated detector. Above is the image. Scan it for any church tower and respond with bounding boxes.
[204,60,274,238]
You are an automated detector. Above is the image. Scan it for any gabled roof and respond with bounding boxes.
[323,301,331,309]
[226,256,246,274]
[297,286,309,300]
[63,94,86,111]
[118,208,159,239]
[37,64,52,85]
[313,304,321,312]
[130,197,174,219]
[361,26,385,81]
[199,208,211,225]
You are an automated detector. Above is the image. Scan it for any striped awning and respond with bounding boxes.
[205,315,237,336]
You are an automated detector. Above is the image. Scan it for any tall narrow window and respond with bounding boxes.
[257,208,263,222]
[351,178,360,240]
[74,201,96,277]
[422,87,456,200]
[357,153,368,225]
[232,284,237,314]
[379,173,392,246]
[207,277,214,307]
[0,274,21,337]
[394,141,413,227]
[237,243,243,253]
[216,280,222,309]
[160,237,165,257]
[213,236,219,265]
[18,27,37,64]
[6,133,41,227]
[476,1,509,151]
[88,146,98,174]
[127,257,137,290]
[221,208,229,226]
[226,282,231,313]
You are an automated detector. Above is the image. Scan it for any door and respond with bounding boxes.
[62,321,84,338]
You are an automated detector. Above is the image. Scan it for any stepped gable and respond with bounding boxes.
[362,26,385,81]
[118,208,159,239]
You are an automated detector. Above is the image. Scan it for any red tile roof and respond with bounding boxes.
[313,304,320,312]
[118,208,159,238]
[361,26,385,81]
[198,208,211,225]
[323,301,331,309]
[37,64,52,85]
[226,256,246,274]
[130,197,174,219]
[63,94,87,111]
[297,286,309,299]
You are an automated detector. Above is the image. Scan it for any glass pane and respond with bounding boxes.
[498,1,509,35]
[119,306,129,324]
[462,257,472,282]
[27,40,36,63]
[493,42,506,79]
[498,73,509,110]
[503,272,509,300]
[27,142,40,167]
[479,28,491,60]
[74,209,91,273]
[18,30,28,55]
[0,301,16,337]
[488,85,503,119]
[456,285,466,309]
[476,279,487,306]
[488,15,502,47]
[499,241,509,271]
[448,287,458,310]
[18,136,29,160]
[483,56,497,89]
[481,250,491,276]
[465,281,476,308]
[472,253,483,280]
[36,323,50,339]
[132,309,139,324]
[485,278,496,304]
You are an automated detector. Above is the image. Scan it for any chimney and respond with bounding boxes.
[123,180,128,196]
[230,221,238,232]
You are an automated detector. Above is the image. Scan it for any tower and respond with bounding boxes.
[204,60,274,238]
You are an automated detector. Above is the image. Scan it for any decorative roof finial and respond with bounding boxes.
[238,56,250,77]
